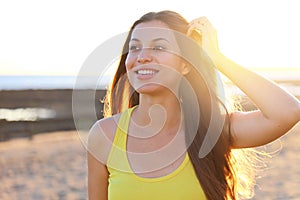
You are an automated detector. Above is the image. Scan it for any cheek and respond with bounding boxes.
[125,54,135,71]
[165,55,184,72]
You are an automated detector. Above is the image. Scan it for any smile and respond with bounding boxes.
[136,69,158,75]
[133,68,159,80]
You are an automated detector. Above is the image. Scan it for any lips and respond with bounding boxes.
[134,67,159,80]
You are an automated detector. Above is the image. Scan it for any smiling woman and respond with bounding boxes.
[126,21,187,95]
[86,10,300,200]
[0,2,299,199]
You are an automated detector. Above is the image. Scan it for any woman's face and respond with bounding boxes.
[125,20,188,95]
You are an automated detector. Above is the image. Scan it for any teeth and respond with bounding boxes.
[137,70,156,75]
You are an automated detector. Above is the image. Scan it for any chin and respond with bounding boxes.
[135,83,164,94]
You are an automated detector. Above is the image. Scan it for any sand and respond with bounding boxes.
[0,131,88,200]
[0,123,299,200]
[253,122,300,200]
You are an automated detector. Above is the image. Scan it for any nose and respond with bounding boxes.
[137,48,153,64]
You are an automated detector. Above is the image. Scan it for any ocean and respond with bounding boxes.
[0,74,299,95]
[0,75,112,90]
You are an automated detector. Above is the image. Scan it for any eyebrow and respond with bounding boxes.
[130,37,170,43]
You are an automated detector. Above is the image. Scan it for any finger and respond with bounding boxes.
[189,16,208,26]
[187,26,203,36]
[187,23,205,36]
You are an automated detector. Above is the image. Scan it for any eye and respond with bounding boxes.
[129,45,141,52]
[152,45,166,51]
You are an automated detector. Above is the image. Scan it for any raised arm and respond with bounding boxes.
[188,17,300,148]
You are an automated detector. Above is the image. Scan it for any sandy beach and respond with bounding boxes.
[0,131,88,200]
[0,123,299,200]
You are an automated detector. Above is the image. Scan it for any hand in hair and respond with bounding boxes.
[187,17,221,61]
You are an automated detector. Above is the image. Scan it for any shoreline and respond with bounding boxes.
[0,89,106,141]
[0,88,299,141]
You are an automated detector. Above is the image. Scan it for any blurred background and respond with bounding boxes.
[0,0,299,199]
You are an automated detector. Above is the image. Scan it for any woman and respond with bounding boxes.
[87,11,300,200]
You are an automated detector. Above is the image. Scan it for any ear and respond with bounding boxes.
[181,62,190,75]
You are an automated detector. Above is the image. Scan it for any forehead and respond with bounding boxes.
[131,20,177,42]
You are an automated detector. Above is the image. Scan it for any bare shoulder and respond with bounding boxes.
[89,114,121,140]
[87,113,121,164]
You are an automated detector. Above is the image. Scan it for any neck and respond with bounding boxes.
[133,92,183,133]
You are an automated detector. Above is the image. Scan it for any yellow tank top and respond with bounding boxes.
[107,107,206,200]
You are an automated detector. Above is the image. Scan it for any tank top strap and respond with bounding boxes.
[106,106,137,172]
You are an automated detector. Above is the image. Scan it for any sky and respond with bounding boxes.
[0,0,300,76]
